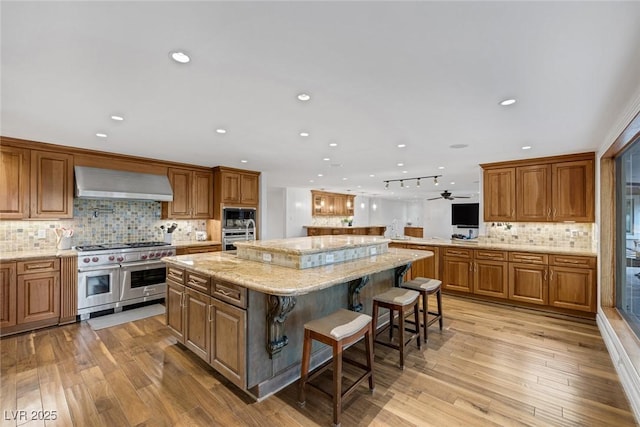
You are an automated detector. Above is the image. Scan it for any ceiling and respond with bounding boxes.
[2,1,640,201]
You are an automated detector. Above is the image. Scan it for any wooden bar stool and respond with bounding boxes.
[401,277,443,341]
[298,309,375,427]
[372,287,421,369]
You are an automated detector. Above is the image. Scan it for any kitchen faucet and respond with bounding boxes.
[245,219,256,241]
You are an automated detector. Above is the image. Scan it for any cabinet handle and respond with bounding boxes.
[209,305,213,322]
[543,270,547,281]
[550,270,554,281]
[557,258,582,264]
[511,209,515,217]
[216,289,231,297]
[547,208,551,220]
[553,208,557,218]
[518,256,540,261]
[27,263,50,269]
[180,293,185,308]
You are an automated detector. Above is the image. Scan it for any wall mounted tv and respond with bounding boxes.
[451,203,479,228]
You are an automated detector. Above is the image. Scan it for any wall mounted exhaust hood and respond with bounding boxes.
[74,166,173,201]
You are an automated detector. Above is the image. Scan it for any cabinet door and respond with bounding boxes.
[407,245,439,280]
[517,164,552,222]
[0,263,17,328]
[345,195,355,216]
[16,272,60,324]
[474,260,508,298]
[549,266,595,312]
[166,281,185,341]
[240,173,259,205]
[221,171,241,204]
[509,263,548,305]
[184,289,210,362]
[30,151,73,219]
[192,171,214,218]
[483,168,516,221]
[166,168,192,218]
[552,160,595,222]
[210,298,246,389]
[442,257,473,293]
[0,146,30,219]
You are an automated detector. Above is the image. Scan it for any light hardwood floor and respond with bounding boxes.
[1,296,637,426]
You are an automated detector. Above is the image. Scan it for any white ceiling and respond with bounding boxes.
[3,1,640,201]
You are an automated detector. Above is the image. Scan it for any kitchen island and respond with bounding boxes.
[161,235,432,400]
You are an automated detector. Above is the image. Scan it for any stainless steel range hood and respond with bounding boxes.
[75,166,173,201]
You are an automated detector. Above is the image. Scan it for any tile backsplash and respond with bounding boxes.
[311,216,351,227]
[0,199,207,252]
[480,222,595,249]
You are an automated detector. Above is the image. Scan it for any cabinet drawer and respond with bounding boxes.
[166,266,185,285]
[475,250,507,261]
[212,280,247,309]
[17,258,60,274]
[443,247,473,259]
[549,255,596,269]
[186,271,211,294]
[509,252,548,265]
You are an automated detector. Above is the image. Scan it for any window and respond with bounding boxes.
[616,139,640,337]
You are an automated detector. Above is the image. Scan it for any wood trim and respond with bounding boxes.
[600,158,615,307]
[480,152,595,170]
[59,256,77,324]
[604,111,640,158]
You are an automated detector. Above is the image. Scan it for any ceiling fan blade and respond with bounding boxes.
[427,197,442,201]
[454,196,471,199]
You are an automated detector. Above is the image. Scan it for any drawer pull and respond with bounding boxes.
[557,259,582,264]
[517,256,541,260]
[216,289,231,297]
[27,263,50,269]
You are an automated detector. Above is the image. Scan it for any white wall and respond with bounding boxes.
[264,186,285,240]
[353,195,370,226]
[284,187,312,238]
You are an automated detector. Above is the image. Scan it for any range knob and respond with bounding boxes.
[108,256,115,261]
[167,250,173,256]
[161,251,167,256]
[117,256,124,262]
[149,253,155,258]
[83,257,90,263]
[92,257,99,262]
[155,252,162,257]
[141,254,148,260]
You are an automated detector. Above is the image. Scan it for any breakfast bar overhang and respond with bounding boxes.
[162,236,433,400]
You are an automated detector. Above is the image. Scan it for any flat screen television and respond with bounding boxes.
[451,203,479,228]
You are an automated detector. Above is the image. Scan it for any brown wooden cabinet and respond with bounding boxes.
[442,247,474,293]
[0,147,73,220]
[305,226,386,236]
[0,262,17,329]
[483,167,516,222]
[0,146,30,219]
[548,255,596,312]
[473,250,508,298]
[16,259,60,327]
[210,297,246,389]
[508,263,548,305]
[163,168,213,219]
[176,244,222,255]
[404,227,423,238]
[310,191,354,217]
[214,166,260,209]
[166,279,186,341]
[184,288,211,361]
[482,153,595,223]
[406,244,439,281]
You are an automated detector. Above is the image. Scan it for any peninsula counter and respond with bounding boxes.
[162,236,432,400]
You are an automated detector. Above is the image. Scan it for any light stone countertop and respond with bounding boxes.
[390,237,597,257]
[162,247,432,296]
[0,248,77,261]
[173,240,222,248]
[302,225,387,229]
[234,235,391,256]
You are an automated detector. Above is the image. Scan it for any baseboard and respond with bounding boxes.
[597,309,640,423]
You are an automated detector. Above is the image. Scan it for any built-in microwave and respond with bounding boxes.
[223,207,256,229]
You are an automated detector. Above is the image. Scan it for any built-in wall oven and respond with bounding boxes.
[76,242,175,317]
[222,207,256,251]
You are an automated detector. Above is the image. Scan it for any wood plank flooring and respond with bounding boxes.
[0,296,637,426]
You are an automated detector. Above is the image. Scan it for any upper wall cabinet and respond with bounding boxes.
[0,146,74,220]
[481,153,595,223]
[213,167,260,217]
[311,190,355,217]
[162,168,214,219]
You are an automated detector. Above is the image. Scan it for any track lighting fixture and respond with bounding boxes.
[382,175,442,189]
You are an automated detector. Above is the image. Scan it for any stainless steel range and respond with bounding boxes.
[76,241,175,318]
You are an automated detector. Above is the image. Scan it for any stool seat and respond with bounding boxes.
[373,287,419,305]
[402,278,442,292]
[400,276,443,342]
[304,309,372,340]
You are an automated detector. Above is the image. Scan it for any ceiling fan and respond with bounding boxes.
[427,190,471,201]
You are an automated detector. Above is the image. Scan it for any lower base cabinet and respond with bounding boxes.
[474,259,508,298]
[549,266,596,312]
[508,263,548,305]
[166,266,247,389]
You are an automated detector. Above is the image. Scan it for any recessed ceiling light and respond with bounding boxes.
[522,145,532,150]
[297,93,311,101]
[402,171,408,174]
[329,143,338,147]
[110,115,124,121]
[323,157,330,161]
[317,173,323,177]
[170,51,190,64]
[342,177,348,181]
[309,180,314,183]
[438,166,445,170]
[397,144,406,148]
[96,133,107,138]
[240,159,248,163]
[499,98,517,106]
[369,174,375,177]
[216,128,227,134]
[450,181,456,185]
[450,144,468,149]
[397,162,404,167]
[300,132,310,137]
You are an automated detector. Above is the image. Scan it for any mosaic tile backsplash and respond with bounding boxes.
[480,222,595,249]
[0,199,208,252]
[311,216,352,227]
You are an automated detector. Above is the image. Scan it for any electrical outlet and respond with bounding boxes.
[37,229,47,239]
[262,253,272,262]
[186,225,193,233]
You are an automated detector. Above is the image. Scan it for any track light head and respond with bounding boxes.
[384,181,389,189]
[434,176,439,186]
[400,180,404,188]
[416,178,421,188]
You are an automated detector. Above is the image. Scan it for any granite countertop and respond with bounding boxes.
[0,248,77,261]
[162,247,432,296]
[173,240,222,248]
[389,237,597,256]
[302,225,387,228]
[234,235,391,255]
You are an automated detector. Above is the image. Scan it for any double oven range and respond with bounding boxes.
[76,241,175,318]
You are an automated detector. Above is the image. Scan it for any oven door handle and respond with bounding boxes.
[78,264,121,272]
[120,261,166,269]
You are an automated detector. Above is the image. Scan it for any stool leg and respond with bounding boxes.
[364,324,375,391]
[414,300,421,350]
[437,289,443,330]
[388,308,394,341]
[298,329,312,406]
[422,293,428,341]
[333,342,342,427]
[372,302,379,338]
[398,307,405,369]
